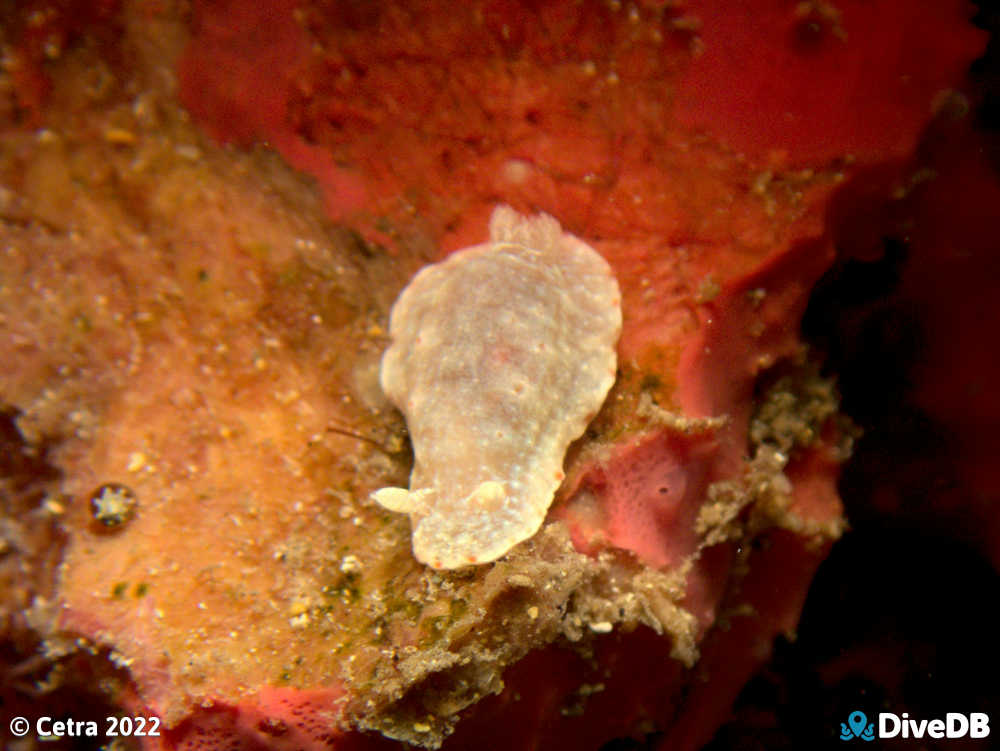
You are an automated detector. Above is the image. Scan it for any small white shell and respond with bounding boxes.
[372,205,621,569]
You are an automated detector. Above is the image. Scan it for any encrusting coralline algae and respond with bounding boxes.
[372,206,622,569]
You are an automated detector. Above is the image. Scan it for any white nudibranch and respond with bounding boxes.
[372,205,622,569]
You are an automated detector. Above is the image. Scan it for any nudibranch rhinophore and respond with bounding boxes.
[372,206,622,569]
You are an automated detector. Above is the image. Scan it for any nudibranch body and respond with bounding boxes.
[372,206,622,569]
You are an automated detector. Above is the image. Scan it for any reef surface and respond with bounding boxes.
[0,1,991,750]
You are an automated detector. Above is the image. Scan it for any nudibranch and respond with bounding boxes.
[372,206,622,569]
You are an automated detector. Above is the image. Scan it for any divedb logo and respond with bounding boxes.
[840,710,991,741]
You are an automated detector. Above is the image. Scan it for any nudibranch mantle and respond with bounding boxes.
[372,206,622,569]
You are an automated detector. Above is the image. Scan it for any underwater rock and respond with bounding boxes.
[0,1,989,751]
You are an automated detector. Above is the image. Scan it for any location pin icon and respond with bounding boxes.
[848,711,867,738]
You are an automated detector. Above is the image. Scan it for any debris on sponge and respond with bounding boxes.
[372,206,622,569]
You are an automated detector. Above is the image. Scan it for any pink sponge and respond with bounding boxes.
[161,688,359,751]
[557,428,718,571]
